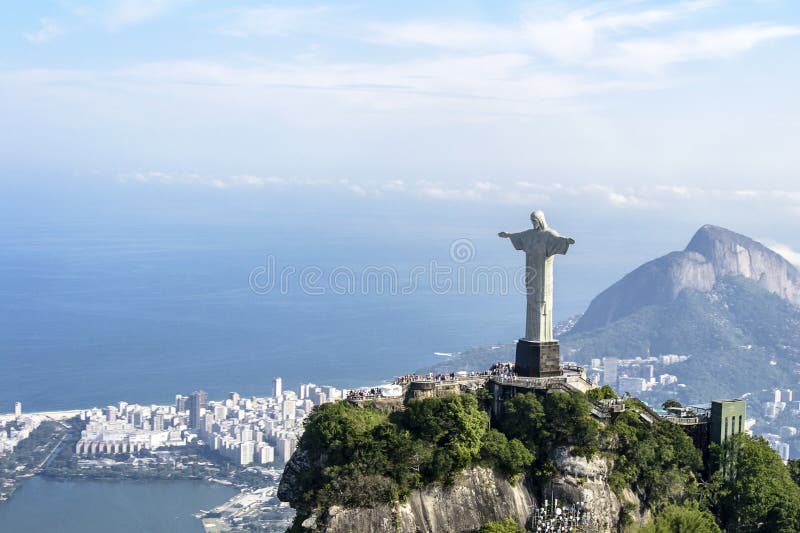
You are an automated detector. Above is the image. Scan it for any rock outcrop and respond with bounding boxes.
[300,467,534,533]
[572,225,800,333]
[281,448,626,533]
[546,447,621,531]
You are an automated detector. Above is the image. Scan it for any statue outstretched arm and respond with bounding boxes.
[500,230,528,250]
[546,233,574,256]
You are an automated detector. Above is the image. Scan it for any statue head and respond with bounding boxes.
[530,210,548,231]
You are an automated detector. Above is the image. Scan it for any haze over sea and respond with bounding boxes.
[3,180,797,413]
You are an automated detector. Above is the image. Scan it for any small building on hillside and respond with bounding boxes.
[710,399,747,445]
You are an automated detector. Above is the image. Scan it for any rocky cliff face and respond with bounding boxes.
[572,225,800,333]
[546,447,623,532]
[280,448,628,533]
[299,467,533,533]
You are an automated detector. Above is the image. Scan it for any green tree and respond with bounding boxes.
[661,399,682,410]
[587,385,618,402]
[604,410,701,508]
[288,401,406,511]
[500,392,546,449]
[402,394,488,475]
[301,400,385,458]
[479,428,534,478]
[542,390,599,456]
[478,517,525,533]
[788,458,800,487]
[636,504,721,533]
[706,434,800,532]
[500,392,549,450]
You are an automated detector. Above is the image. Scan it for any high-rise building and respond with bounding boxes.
[189,390,208,429]
[14,401,22,417]
[323,386,340,401]
[103,406,117,422]
[258,444,275,464]
[202,413,215,438]
[272,377,282,399]
[240,441,255,465]
[772,441,790,462]
[313,390,327,405]
[277,437,296,463]
[282,399,296,420]
[229,392,240,405]
[175,395,188,413]
[617,377,646,394]
[300,383,316,401]
[602,357,618,388]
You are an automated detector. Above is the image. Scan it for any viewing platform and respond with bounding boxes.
[487,364,595,394]
[348,363,598,416]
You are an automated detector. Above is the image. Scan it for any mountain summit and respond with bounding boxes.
[572,225,800,333]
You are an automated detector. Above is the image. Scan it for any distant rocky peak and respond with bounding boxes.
[570,225,800,333]
[686,225,753,258]
[686,225,800,301]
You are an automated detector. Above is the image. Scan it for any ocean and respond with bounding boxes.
[0,213,669,412]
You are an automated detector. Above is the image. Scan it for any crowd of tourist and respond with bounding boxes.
[347,388,386,400]
[488,362,515,377]
[348,363,524,400]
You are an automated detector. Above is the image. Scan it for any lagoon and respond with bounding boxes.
[0,477,237,533]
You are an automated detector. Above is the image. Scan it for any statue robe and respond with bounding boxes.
[508,228,572,342]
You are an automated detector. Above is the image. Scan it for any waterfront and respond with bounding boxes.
[0,477,237,533]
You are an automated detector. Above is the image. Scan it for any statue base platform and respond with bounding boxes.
[515,339,561,378]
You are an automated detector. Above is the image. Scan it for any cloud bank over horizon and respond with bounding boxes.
[1,0,799,219]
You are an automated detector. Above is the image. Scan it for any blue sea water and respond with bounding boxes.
[0,224,522,411]
[0,209,667,412]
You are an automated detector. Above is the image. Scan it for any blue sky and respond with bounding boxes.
[2,1,800,248]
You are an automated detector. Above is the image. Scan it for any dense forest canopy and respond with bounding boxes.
[282,387,800,532]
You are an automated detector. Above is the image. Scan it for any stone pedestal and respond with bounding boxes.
[515,339,561,377]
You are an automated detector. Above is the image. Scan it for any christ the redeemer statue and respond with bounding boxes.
[499,210,575,343]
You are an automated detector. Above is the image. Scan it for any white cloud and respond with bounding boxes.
[25,18,64,44]
[365,2,798,76]
[367,21,514,50]
[1,54,610,119]
[217,5,330,37]
[101,0,185,31]
[765,242,800,267]
[111,172,800,217]
[103,173,700,208]
[6,2,798,126]
[367,1,719,65]
[597,24,800,71]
